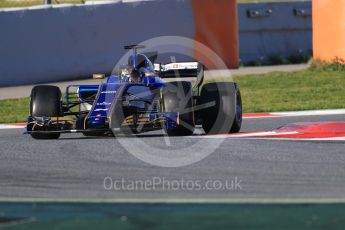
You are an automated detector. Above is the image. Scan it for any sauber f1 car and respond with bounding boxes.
[25,45,242,139]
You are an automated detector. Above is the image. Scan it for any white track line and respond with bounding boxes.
[192,135,345,142]
[244,109,345,119]
[272,109,345,117]
[196,131,299,139]
[0,124,25,129]
[249,137,345,142]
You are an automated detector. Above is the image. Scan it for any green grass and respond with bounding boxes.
[1,65,345,124]
[233,70,345,113]
[0,97,30,123]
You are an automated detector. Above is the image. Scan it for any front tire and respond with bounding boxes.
[30,85,62,117]
[30,85,62,139]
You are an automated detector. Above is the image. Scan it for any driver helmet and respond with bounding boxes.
[129,69,142,83]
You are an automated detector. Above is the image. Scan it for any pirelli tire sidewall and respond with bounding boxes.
[30,85,62,139]
[230,84,242,133]
[30,85,62,117]
[200,82,240,134]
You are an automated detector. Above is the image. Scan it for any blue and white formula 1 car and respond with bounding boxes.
[25,45,242,139]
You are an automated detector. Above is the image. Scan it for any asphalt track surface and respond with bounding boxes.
[0,114,344,200]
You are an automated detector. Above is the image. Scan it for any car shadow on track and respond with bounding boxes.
[58,133,168,140]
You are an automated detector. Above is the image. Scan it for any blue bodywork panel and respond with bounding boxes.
[85,76,169,129]
[87,83,122,127]
[78,85,99,97]
[89,83,122,118]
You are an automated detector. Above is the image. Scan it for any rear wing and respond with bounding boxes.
[154,62,201,77]
[155,62,204,94]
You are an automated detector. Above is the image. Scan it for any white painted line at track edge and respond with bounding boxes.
[0,124,25,129]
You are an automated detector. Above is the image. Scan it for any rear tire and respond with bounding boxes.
[30,85,62,139]
[163,81,195,136]
[230,84,242,133]
[200,82,242,134]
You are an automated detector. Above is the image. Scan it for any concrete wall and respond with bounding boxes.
[0,1,195,86]
[238,1,312,64]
